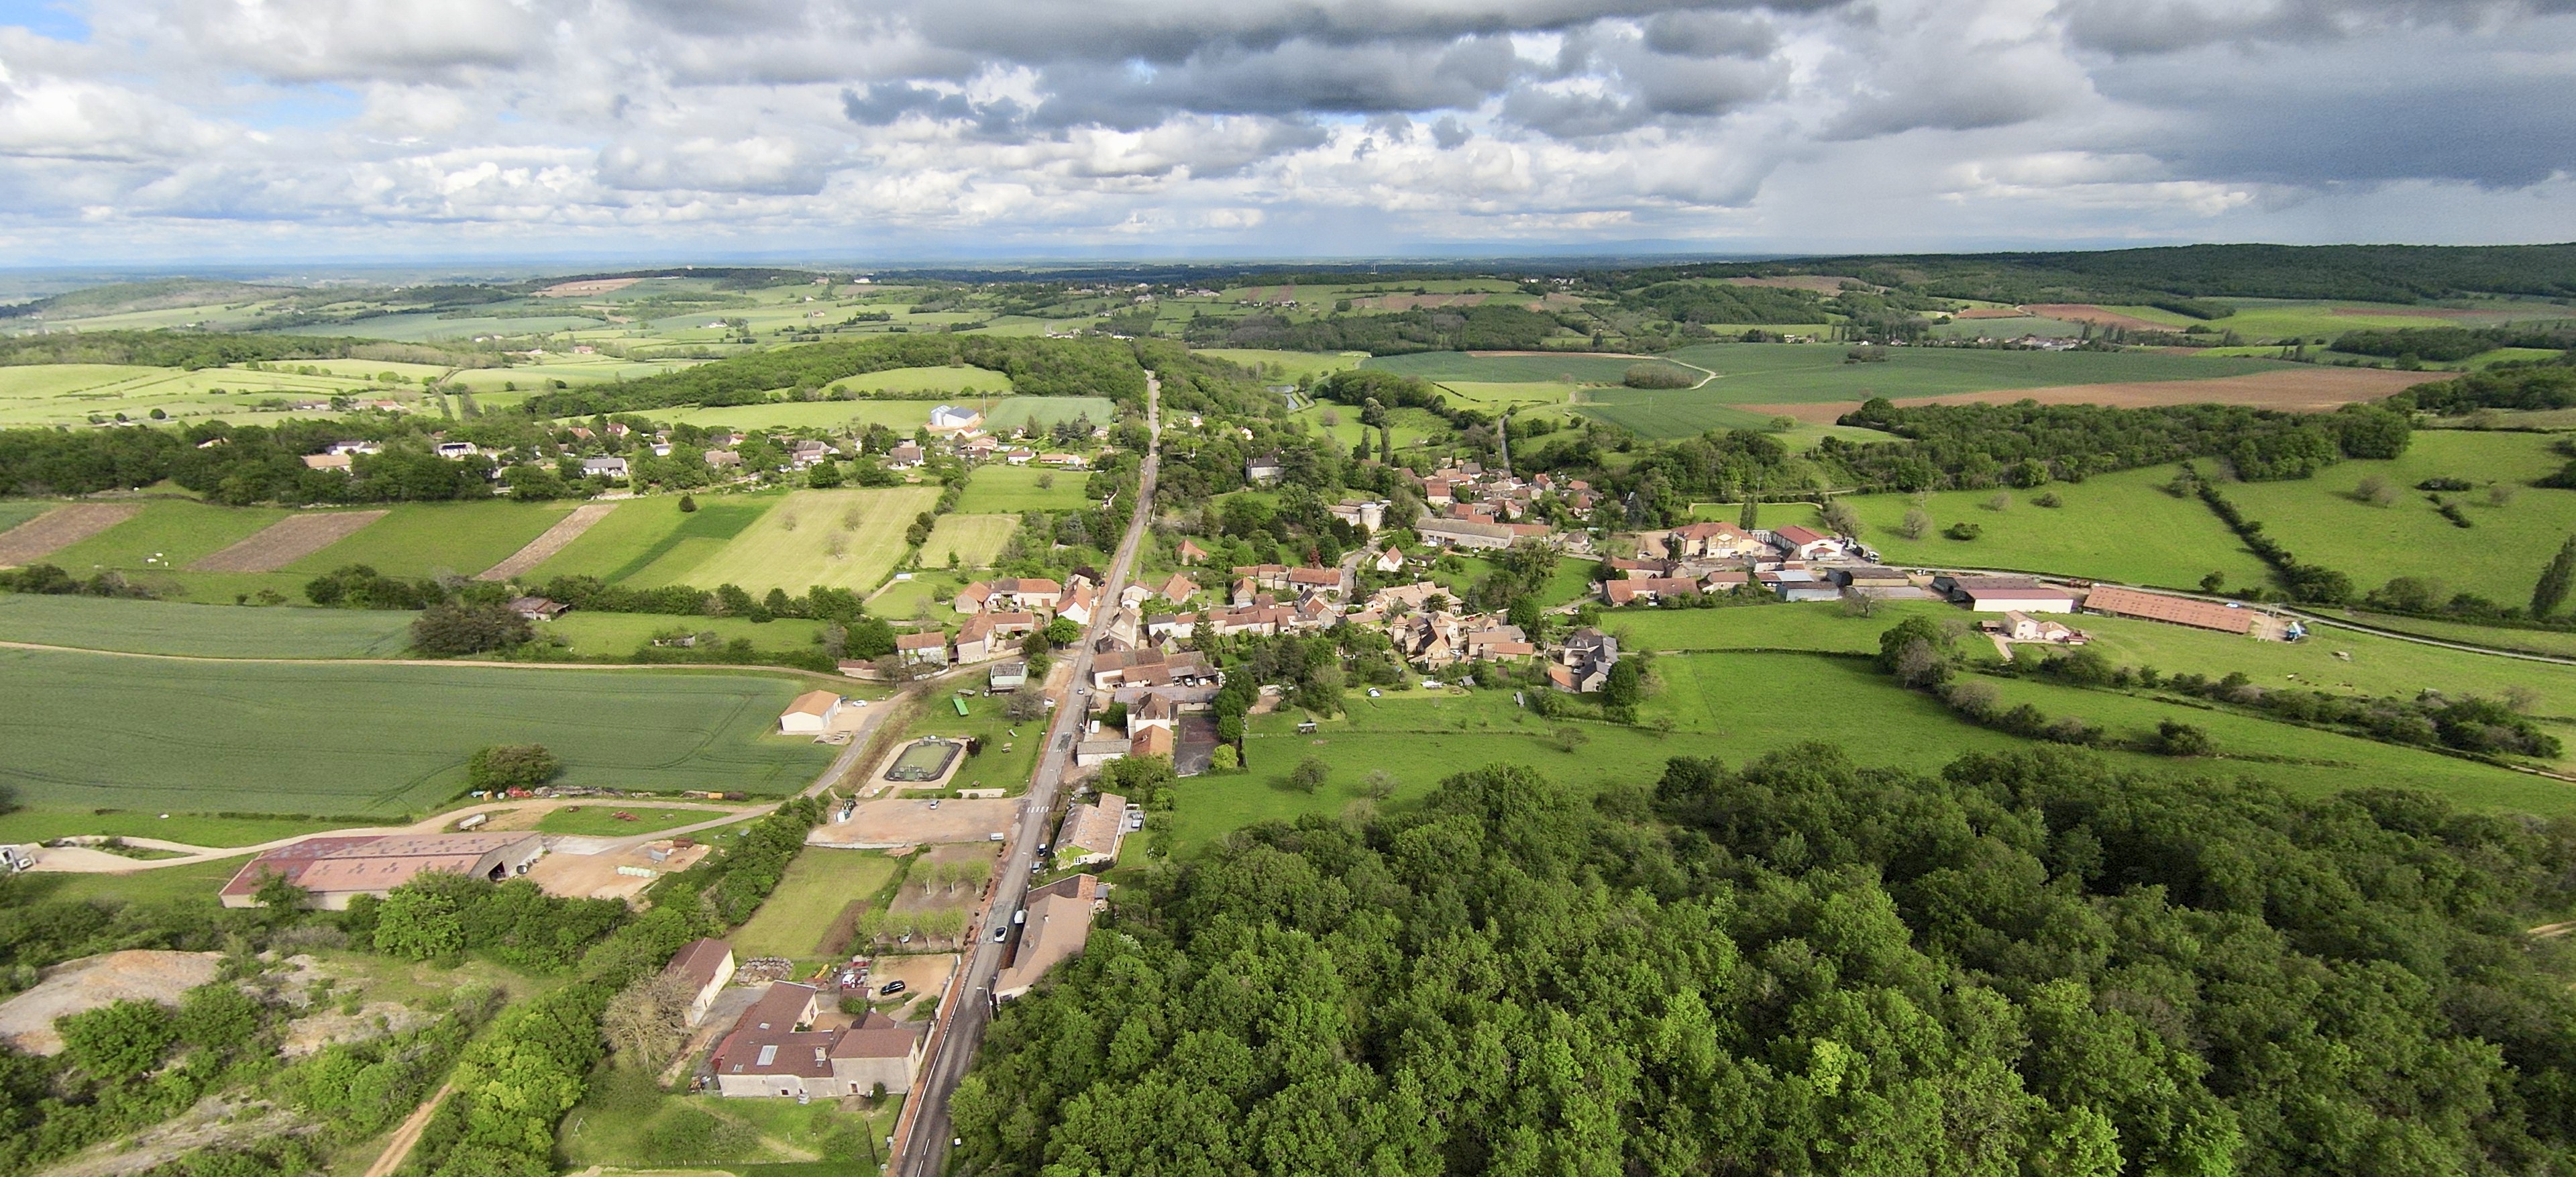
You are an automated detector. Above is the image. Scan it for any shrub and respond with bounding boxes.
[410,599,531,654]
[468,744,560,792]
[1942,521,1983,541]
[1621,364,1695,389]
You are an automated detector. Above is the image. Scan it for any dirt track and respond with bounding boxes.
[476,502,615,580]
[0,504,140,566]
[1745,366,2444,423]
[191,510,386,572]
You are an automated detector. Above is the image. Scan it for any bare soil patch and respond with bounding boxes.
[534,277,641,298]
[1952,307,2033,320]
[190,510,386,572]
[0,950,222,1054]
[0,504,139,566]
[476,502,615,580]
[527,840,710,903]
[869,954,957,1019]
[2025,304,2171,332]
[1725,274,1871,294]
[808,798,1022,848]
[1743,366,2445,423]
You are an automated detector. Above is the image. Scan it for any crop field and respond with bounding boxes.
[921,513,1016,568]
[275,312,606,341]
[730,848,900,958]
[956,464,1088,513]
[651,399,941,433]
[1835,463,2273,591]
[521,497,691,582]
[1361,352,1674,384]
[43,500,284,573]
[537,611,830,657]
[2181,298,2575,342]
[1194,349,1367,380]
[0,503,142,566]
[280,500,576,578]
[2216,431,2576,605]
[447,358,705,391]
[0,593,415,657]
[0,808,347,848]
[1203,646,2567,850]
[0,648,836,815]
[636,486,938,594]
[0,501,51,535]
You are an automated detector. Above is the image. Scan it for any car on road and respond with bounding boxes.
[928,799,941,809]
[992,925,1010,943]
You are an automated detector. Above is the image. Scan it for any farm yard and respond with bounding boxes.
[632,486,939,595]
[0,648,836,815]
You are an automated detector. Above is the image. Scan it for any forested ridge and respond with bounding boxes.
[1674,244,2576,305]
[521,334,1147,415]
[952,747,2576,1176]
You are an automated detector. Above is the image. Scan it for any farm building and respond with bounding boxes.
[508,595,569,621]
[661,938,737,1027]
[885,443,924,468]
[996,874,1108,1001]
[1177,539,1210,564]
[896,631,950,666]
[1663,521,1764,559]
[2083,585,2265,635]
[1936,575,2080,613]
[928,405,983,433]
[218,833,544,910]
[708,982,928,1098]
[1770,526,1848,561]
[956,611,1039,663]
[779,690,847,733]
[1417,517,1519,550]
[1130,724,1175,760]
[957,578,1063,615]
[988,660,1028,691]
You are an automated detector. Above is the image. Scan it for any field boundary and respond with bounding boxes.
[0,504,141,566]
[190,510,387,572]
[476,503,615,580]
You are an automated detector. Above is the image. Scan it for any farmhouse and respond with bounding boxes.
[706,449,743,468]
[2082,585,2261,635]
[1417,517,1519,550]
[1177,539,1210,564]
[1663,521,1763,559]
[1604,577,1704,607]
[581,456,629,478]
[928,405,984,433]
[1089,647,1214,690]
[301,453,352,472]
[885,443,924,468]
[709,982,926,1098]
[1244,454,1284,484]
[957,578,1062,615]
[956,611,1039,663]
[988,660,1028,691]
[661,938,737,1027]
[996,874,1108,1001]
[508,595,569,621]
[1374,545,1405,573]
[1153,572,1197,604]
[1130,723,1175,760]
[780,690,846,733]
[1546,627,1619,693]
[1770,526,1847,561]
[895,631,951,666]
[1057,792,1128,866]
[218,833,545,910]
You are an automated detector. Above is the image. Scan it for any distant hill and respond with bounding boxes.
[1665,243,2576,305]
[0,278,297,321]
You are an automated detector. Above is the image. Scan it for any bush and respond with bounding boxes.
[468,744,561,792]
[1942,521,1983,540]
[411,599,531,654]
[2153,721,2214,757]
[1621,364,1695,389]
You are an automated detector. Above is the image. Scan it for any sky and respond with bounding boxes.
[0,0,2571,264]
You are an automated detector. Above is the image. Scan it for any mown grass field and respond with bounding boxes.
[2216,431,2576,605]
[43,499,286,574]
[0,808,350,848]
[1836,463,2273,591]
[921,513,1016,568]
[559,1068,903,1172]
[0,500,54,534]
[900,690,1040,797]
[521,495,704,582]
[652,399,943,432]
[956,464,1089,513]
[0,363,389,427]
[1201,647,2571,850]
[0,648,836,815]
[637,486,938,594]
[731,848,900,958]
[2189,298,2574,342]
[603,495,780,584]
[2341,612,2576,659]
[283,500,576,578]
[536,611,831,657]
[0,593,415,656]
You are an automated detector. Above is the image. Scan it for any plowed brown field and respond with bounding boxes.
[0,504,139,567]
[189,510,386,572]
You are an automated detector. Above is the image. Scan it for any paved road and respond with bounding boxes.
[891,374,1159,1176]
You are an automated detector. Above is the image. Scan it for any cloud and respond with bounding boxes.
[0,0,2563,259]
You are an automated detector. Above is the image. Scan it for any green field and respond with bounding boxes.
[1199,647,2570,849]
[0,500,54,534]
[604,495,780,584]
[0,648,836,815]
[537,611,831,657]
[956,464,1089,513]
[867,570,965,622]
[521,497,700,582]
[2188,299,2575,343]
[19,857,255,907]
[284,501,576,578]
[1193,349,1367,380]
[731,847,899,958]
[2337,612,2576,659]
[1836,463,2272,590]
[44,499,286,574]
[1361,352,1671,384]
[559,1068,904,1172]
[2216,431,2576,605]
[636,487,938,594]
[0,363,395,427]
[921,514,1016,568]
[652,399,945,433]
[0,807,350,848]
[0,593,415,656]
[901,691,1040,797]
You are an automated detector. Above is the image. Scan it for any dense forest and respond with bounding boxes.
[953,747,2576,1176]
[0,330,490,370]
[1823,399,2411,490]
[1701,244,2576,305]
[2392,366,2576,415]
[1185,304,1574,354]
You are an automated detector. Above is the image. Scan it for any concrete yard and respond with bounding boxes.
[809,798,1024,848]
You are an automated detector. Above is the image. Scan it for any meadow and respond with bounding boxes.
[0,363,383,427]
[636,486,938,594]
[651,399,949,432]
[0,809,350,848]
[559,1069,904,1173]
[521,495,724,582]
[0,648,836,815]
[1199,646,2570,850]
[920,514,1016,568]
[955,464,1091,513]
[2339,613,2576,659]
[283,500,576,579]
[1360,352,1675,385]
[729,848,900,958]
[536,611,831,657]
[1193,349,1367,380]
[1833,462,2273,591]
[2215,431,2576,605]
[983,396,1119,432]
[0,593,415,656]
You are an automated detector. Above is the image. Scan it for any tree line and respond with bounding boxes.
[519,334,1148,417]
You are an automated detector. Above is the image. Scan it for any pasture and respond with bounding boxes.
[520,496,708,582]
[282,500,577,578]
[2184,298,2575,343]
[536,611,830,658]
[730,848,900,958]
[921,514,1016,568]
[0,648,836,815]
[0,503,141,566]
[43,500,285,574]
[0,808,347,849]
[651,399,943,433]
[2216,431,2576,605]
[956,464,1089,513]
[635,486,938,594]
[1194,349,1367,380]
[0,363,382,427]
[0,593,415,657]
[1197,646,2569,850]
[1833,463,2273,591]
[596,495,779,584]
